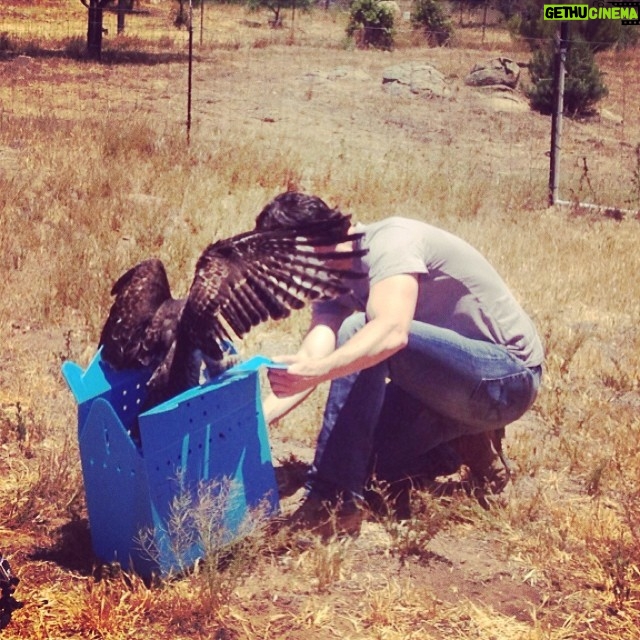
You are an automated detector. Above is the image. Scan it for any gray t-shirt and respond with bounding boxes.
[317,217,544,367]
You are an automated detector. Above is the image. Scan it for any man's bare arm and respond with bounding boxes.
[262,310,346,423]
[267,274,419,398]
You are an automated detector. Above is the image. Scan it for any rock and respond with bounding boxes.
[474,86,530,112]
[304,67,371,83]
[599,108,623,125]
[465,57,521,89]
[382,62,451,99]
[11,55,34,68]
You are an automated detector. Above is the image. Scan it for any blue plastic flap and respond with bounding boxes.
[141,362,278,554]
[61,348,151,404]
[79,398,156,576]
[62,349,151,436]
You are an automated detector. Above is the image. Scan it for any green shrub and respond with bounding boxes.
[411,0,453,46]
[346,0,395,50]
[526,36,608,116]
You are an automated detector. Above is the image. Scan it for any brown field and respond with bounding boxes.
[1,1,639,638]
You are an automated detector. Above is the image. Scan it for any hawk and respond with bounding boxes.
[99,217,366,409]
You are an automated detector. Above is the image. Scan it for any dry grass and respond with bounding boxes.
[1,1,639,638]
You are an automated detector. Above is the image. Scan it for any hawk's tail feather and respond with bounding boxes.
[215,276,299,336]
[256,240,367,277]
[195,321,232,360]
[228,216,352,248]
[257,214,354,244]
[248,269,319,311]
[260,252,365,284]
[234,280,272,325]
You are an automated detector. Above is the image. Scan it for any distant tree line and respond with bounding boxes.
[76,0,637,116]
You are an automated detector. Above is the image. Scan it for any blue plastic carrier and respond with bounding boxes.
[61,350,280,579]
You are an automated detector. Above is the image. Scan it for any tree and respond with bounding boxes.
[79,0,139,59]
[247,0,313,27]
[448,0,486,27]
[527,34,608,116]
[174,0,191,28]
[504,0,626,117]
[117,0,137,35]
[346,0,396,50]
[411,0,453,46]
[80,0,115,60]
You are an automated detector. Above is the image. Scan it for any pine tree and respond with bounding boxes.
[527,34,608,116]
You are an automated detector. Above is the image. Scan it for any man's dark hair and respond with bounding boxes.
[255,191,351,238]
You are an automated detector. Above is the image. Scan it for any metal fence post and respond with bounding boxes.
[187,0,194,145]
[548,21,569,207]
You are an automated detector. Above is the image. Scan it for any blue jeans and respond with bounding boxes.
[308,313,542,501]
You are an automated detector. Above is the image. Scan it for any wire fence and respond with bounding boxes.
[1,1,639,213]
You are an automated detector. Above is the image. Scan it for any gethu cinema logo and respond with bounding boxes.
[543,3,640,22]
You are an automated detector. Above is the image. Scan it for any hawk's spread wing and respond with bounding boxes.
[99,258,182,370]
[181,222,367,360]
[98,217,367,409]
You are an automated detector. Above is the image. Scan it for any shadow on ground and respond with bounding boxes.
[0,47,188,66]
[29,519,97,576]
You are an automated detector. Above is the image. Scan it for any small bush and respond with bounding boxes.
[346,0,395,50]
[411,0,453,46]
[379,489,452,564]
[138,478,270,621]
[526,36,608,116]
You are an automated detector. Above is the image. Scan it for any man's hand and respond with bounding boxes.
[267,355,331,398]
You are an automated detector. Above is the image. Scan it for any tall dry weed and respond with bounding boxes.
[136,477,272,628]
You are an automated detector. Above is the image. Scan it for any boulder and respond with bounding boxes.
[303,67,371,83]
[474,86,530,112]
[382,62,451,99]
[465,57,521,89]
